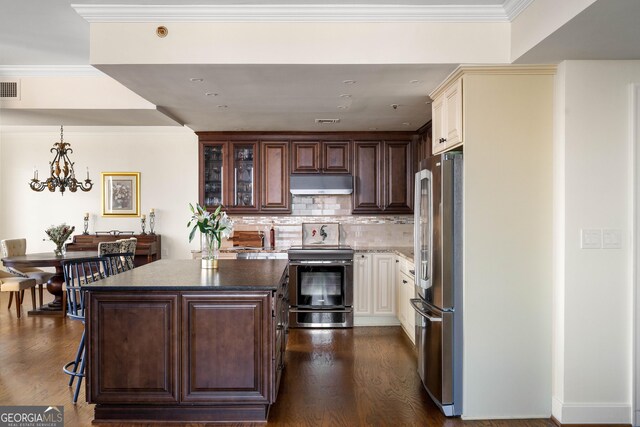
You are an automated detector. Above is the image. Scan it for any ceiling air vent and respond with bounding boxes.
[315,118,340,124]
[0,80,20,99]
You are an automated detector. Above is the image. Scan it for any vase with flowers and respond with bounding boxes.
[188,203,233,269]
[45,223,75,256]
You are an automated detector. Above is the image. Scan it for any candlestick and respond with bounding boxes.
[140,216,147,235]
[149,210,156,235]
[83,213,89,235]
[86,167,90,181]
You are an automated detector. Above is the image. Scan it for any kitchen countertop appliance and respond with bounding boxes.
[411,151,463,417]
[287,245,354,328]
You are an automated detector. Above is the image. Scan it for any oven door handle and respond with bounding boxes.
[290,308,353,313]
[410,299,442,322]
[289,260,352,266]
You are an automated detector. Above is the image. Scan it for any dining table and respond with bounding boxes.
[1,250,99,316]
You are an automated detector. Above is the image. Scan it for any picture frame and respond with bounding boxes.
[302,223,340,246]
[101,172,140,217]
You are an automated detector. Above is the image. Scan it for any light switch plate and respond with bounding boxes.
[602,229,622,249]
[581,229,601,249]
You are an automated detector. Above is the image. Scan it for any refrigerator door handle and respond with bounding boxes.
[410,298,443,322]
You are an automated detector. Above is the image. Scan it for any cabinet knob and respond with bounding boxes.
[402,280,408,284]
[361,254,365,258]
[439,137,447,143]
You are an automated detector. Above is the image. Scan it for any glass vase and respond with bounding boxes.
[200,232,219,269]
[54,242,65,256]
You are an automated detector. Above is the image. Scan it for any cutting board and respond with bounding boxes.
[233,231,263,247]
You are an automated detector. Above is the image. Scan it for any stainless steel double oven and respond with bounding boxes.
[287,246,354,328]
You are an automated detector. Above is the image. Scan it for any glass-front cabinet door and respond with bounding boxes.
[229,142,259,212]
[201,142,227,209]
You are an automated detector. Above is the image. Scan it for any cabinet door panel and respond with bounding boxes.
[228,142,259,213]
[432,95,446,154]
[291,142,320,174]
[352,141,382,212]
[88,294,179,404]
[200,142,228,208]
[372,254,395,315]
[444,78,462,147]
[353,253,372,315]
[261,141,290,212]
[322,141,351,174]
[181,293,271,403]
[384,141,413,213]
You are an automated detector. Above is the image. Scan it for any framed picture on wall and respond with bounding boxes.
[101,172,140,216]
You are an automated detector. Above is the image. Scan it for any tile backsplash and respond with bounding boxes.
[225,195,414,249]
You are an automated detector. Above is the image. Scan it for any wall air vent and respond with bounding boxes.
[315,118,340,124]
[0,80,20,99]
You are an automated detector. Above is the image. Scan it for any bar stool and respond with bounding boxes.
[62,257,105,404]
[0,270,37,318]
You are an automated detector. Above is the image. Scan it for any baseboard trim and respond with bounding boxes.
[354,316,400,327]
[551,415,631,427]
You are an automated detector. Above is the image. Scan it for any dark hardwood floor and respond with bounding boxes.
[0,292,554,427]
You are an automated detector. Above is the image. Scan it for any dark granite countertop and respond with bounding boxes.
[83,259,289,291]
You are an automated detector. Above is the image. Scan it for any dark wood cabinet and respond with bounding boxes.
[352,141,382,212]
[228,141,260,213]
[86,262,289,423]
[181,293,272,403]
[291,142,320,173]
[415,121,432,172]
[385,141,413,212]
[261,142,290,212]
[291,140,351,174]
[352,136,413,214]
[87,293,179,404]
[65,233,161,267]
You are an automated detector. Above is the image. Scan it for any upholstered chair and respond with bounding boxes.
[1,238,54,308]
[117,238,137,269]
[97,241,120,256]
[0,270,37,318]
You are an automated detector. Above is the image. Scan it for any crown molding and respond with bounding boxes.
[72,4,514,23]
[0,65,103,77]
[503,0,535,21]
[429,64,557,98]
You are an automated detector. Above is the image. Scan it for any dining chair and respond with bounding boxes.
[101,253,135,276]
[117,238,137,269]
[62,256,105,404]
[0,270,37,318]
[1,238,54,308]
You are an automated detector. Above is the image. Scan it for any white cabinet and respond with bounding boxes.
[353,252,399,326]
[431,77,463,155]
[395,257,416,344]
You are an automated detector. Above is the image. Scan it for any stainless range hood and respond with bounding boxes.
[290,174,353,195]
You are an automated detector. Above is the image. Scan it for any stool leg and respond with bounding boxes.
[14,291,21,318]
[31,287,36,310]
[68,331,85,386]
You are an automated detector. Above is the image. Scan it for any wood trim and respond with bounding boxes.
[197,131,416,141]
[550,416,631,427]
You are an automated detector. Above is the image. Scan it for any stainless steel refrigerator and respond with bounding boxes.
[411,151,463,417]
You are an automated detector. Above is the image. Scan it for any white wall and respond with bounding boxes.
[0,126,199,258]
[462,71,554,419]
[552,60,639,424]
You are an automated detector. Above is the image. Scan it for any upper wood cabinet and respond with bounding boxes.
[431,77,463,155]
[198,134,291,214]
[352,137,413,214]
[261,141,290,212]
[291,141,351,174]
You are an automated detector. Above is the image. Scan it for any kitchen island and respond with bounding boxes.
[83,259,289,423]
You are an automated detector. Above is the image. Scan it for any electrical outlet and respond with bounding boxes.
[602,229,622,249]
[580,229,601,249]
[162,248,168,256]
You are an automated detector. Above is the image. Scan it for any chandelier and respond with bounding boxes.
[29,126,93,195]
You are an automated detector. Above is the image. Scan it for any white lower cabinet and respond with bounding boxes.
[395,256,416,344]
[354,252,399,326]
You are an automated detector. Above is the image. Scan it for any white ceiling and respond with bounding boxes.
[2,0,640,131]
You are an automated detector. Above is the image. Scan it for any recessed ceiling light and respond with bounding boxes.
[410,80,421,84]
[342,80,356,85]
[205,92,218,97]
[402,122,411,126]
[339,94,352,98]
[337,105,348,110]
[217,105,228,109]
[190,78,204,82]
